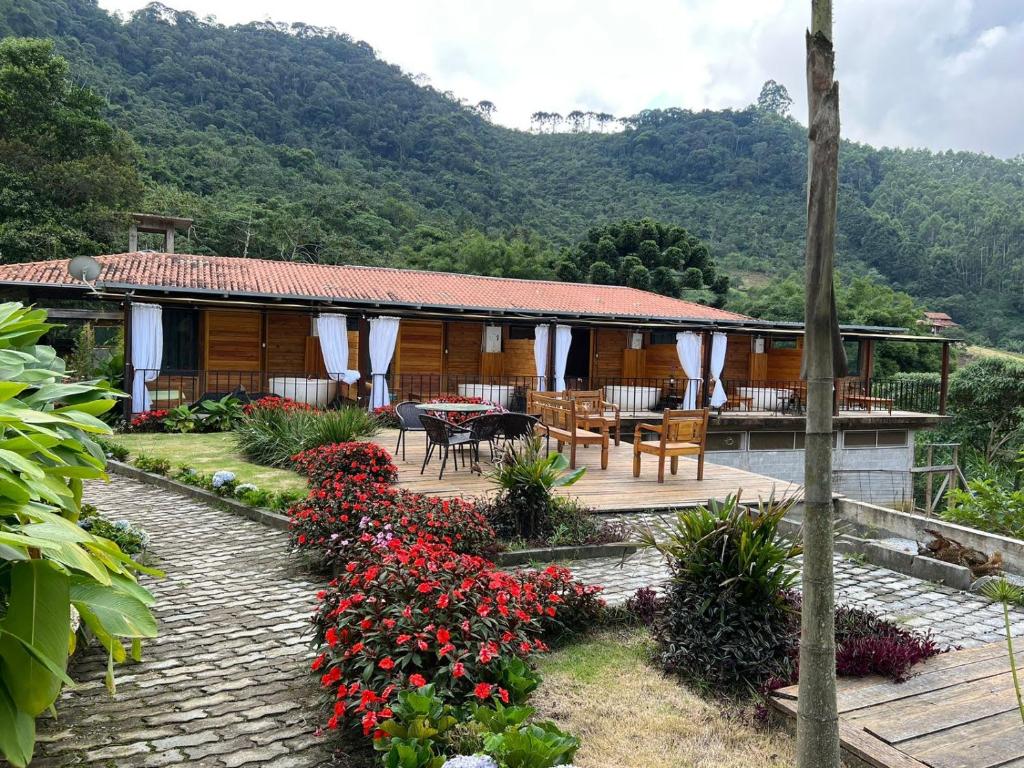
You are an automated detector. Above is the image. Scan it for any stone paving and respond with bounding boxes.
[33,475,336,768]
[568,513,1024,649]
[31,478,1024,767]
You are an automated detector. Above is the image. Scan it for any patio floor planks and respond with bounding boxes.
[372,427,798,512]
[770,643,1024,768]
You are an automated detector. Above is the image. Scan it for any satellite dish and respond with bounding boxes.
[68,255,102,284]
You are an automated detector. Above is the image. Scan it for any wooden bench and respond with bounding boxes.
[561,389,622,446]
[844,394,894,414]
[633,408,709,483]
[532,394,608,470]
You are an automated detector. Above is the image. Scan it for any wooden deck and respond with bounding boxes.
[771,643,1024,768]
[372,428,797,512]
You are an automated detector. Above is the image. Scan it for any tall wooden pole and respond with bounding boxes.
[798,1,843,766]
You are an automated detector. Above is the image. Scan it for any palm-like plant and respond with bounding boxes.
[980,578,1024,726]
[488,437,584,541]
[0,302,161,767]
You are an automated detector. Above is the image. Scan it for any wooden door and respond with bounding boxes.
[203,310,262,393]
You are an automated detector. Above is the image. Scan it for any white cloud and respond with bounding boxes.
[97,0,1024,156]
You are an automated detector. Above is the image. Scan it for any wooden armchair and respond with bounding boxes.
[533,393,608,470]
[632,408,709,483]
[564,389,622,446]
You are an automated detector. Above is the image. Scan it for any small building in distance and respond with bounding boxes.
[923,311,958,335]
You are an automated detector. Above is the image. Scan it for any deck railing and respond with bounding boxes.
[130,369,944,416]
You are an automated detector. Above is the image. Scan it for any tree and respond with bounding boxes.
[757,79,794,117]
[588,261,615,285]
[797,2,842,766]
[0,38,142,263]
[474,100,496,122]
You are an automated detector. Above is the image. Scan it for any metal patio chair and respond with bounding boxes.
[419,414,480,480]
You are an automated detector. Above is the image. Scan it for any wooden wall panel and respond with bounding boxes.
[592,329,627,379]
[645,344,684,380]
[723,334,750,382]
[395,320,444,375]
[502,338,536,378]
[766,339,803,382]
[446,322,482,377]
[266,312,309,373]
[204,310,261,371]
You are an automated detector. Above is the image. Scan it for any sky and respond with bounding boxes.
[97,0,1024,158]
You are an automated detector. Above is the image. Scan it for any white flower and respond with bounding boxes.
[235,483,258,497]
[441,758,498,768]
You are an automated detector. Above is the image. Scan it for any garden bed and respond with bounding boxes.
[532,628,794,768]
[107,432,308,494]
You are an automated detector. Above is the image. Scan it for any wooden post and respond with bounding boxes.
[700,330,713,407]
[925,444,934,515]
[938,341,951,415]
[122,298,133,419]
[357,317,371,406]
[797,1,842,765]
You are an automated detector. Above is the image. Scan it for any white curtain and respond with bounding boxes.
[368,316,400,409]
[709,332,728,408]
[675,331,703,409]
[533,325,549,392]
[316,314,360,385]
[130,303,162,414]
[553,325,572,392]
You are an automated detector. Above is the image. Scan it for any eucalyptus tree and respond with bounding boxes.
[797,0,844,765]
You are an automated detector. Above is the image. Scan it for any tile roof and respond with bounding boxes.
[0,252,748,323]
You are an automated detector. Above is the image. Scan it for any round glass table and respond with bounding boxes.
[414,402,494,414]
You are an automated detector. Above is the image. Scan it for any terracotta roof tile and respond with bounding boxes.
[0,252,748,323]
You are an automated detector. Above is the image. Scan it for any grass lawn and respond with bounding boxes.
[107,432,309,494]
[533,628,794,768]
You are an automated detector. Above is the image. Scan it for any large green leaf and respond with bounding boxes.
[0,560,70,716]
[70,576,158,638]
[0,683,34,768]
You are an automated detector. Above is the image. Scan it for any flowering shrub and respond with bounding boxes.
[518,565,605,638]
[290,481,498,561]
[311,537,553,735]
[292,441,398,490]
[127,409,168,433]
[242,395,316,414]
[373,404,399,427]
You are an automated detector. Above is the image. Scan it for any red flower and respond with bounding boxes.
[436,628,450,644]
[452,662,465,678]
[474,682,493,700]
[409,673,426,687]
[378,657,395,670]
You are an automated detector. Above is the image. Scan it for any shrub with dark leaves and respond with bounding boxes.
[126,409,167,433]
[518,564,605,639]
[833,604,943,682]
[626,587,664,628]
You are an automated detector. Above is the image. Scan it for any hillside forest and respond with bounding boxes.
[1,0,1022,348]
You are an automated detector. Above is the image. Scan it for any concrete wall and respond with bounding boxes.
[706,429,915,507]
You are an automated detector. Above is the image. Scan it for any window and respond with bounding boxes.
[706,432,743,452]
[161,308,198,371]
[771,337,799,350]
[650,331,676,345]
[749,431,799,450]
[844,340,861,376]
[508,325,534,340]
[843,430,908,449]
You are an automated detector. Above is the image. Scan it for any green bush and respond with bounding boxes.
[197,395,245,432]
[234,405,380,467]
[162,403,199,433]
[0,302,160,767]
[945,478,1024,539]
[97,438,130,462]
[486,438,585,542]
[134,454,171,475]
[637,494,801,692]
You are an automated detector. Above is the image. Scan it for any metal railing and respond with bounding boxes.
[129,369,944,416]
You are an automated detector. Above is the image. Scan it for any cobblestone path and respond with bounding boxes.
[33,475,334,768]
[30,479,1024,766]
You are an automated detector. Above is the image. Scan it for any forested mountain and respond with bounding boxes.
[2,0,1023,348]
